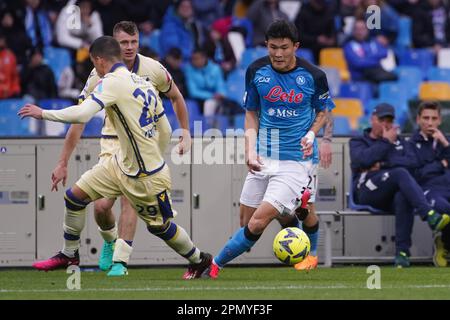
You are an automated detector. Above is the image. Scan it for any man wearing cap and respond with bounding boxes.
[349,103,450,267]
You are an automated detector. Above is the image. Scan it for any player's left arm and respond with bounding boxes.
[319,111,334,168]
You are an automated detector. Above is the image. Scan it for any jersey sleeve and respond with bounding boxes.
[152,62,173,94]
[242,67,260,111]
[311,71,335,112]
[84,75,118,109]
[78,69,100,103]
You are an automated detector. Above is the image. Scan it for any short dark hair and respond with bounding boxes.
[167,47,182,60]
[113,21,138,36]
[418,101,441,116]
[89,36,121,61]
[265,20,299,43]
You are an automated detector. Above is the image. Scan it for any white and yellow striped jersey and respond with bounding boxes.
[79,54,173,157]
[44,63,166,178]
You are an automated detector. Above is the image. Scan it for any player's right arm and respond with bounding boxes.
[52,123,85,191]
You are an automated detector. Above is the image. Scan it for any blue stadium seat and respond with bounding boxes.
[394,66,423,99]
[234,114,245,130]
[427,67,450,82]
[297,48,314,64]
[226,68,246,104]
[186,99,201,118]
[395,16,412,49]
[149,29,161,56]
[339,81,373,104]
[333,116,352,135]
[161,99,176,117]
[348,178,389,214]
[379,81,410,102]
[39,99,73,136]
[231,17,254,47]
[239,47,267,69]
[43,46,72,83]
[82,116,104,137]
[398,48,435,75]
[203,115,230,135]
[0,99,32,136]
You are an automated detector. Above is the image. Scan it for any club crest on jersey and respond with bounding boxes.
[296,75,306,87]
[263,86,303,103]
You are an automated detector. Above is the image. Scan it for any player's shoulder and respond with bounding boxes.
[295,57,326,80]
[138,53,165,71]
[246,56,271,80]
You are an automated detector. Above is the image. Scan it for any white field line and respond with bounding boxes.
[1,284,450,293]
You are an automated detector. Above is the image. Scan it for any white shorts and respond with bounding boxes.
[239,157,313,214]
[308,163,318,203]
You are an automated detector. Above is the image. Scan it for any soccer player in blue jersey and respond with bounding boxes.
[203,20,335,278]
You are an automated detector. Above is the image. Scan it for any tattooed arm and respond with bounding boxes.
[320,111,333,168]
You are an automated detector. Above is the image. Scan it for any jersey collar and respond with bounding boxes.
[110,62,127,73]
[132,54,140,73]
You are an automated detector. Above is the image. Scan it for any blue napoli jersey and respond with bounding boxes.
[243,56,335,162]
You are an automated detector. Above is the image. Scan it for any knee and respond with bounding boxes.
[248,217,268,235]
[64,189,87,211]
[147,221,173,239]
[94,199,113,215]
[390,167,410,179]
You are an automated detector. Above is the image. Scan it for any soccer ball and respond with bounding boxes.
[273,227,310,265]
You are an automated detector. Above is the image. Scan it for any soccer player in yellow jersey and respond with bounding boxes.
[19,36,212,279]
[50,21,191,276]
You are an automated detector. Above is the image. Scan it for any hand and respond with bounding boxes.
[17,104,43,119]
[376,35,389,47]
[177,132,192,155]
[213,93,224,100]
[382,125,398,143]
[246,153,263,174]
[442,159,448,168]
[51,162,68,192]
[300,137,314,158]
[431,128,449,147]
[369,162,381,171]
[319,140,332,169]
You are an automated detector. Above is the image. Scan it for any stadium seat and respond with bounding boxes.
[394,66,423,99]
[321,67,341,97]
[0,99,33,136]
[161,99,176,117]
[419,82,450,101]
[82,116,104,137]
[203,115,230,135]
[239,47,267,69]
[186,99,201,119]
[348,176,389,214]
[228,31,246,65]
[149,29,161,55]
[39,99,73,136]
[395,16,412,50]
[379,81,409,102]
[339,81,373,104]
[234,114,245,130]
[398,48,435,75]
[297,48,314,64]
[279,0,302,22]
[333,116,352,135]
[231,17,254,47]
[437,48,450,68]
[319,48,351,82]
[427,67,450,83]
[43,46,72,83]
[226,68,246,104]
[332,98,364,130]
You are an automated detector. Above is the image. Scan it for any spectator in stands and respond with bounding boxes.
[162,47,188,97]
[355,0,400,45]
[0,9,32,66]
[160,0,206,61]
[56,0,103,51]
[192,0,224,29]
[204,19,236,77]
[94,0,127,36]
[138,20,157,53]
[184,49,227,115]
[412,0,450,53]
[0,32,21,99]
[400,101,450,267]
[24,0,53,49]
[247,0,288,47]
[349,103,450,267]
[335,0,361,46]
[295,0,336,62]
[147,0,173,29]
[344,19,397,83]
[20,47,57,101]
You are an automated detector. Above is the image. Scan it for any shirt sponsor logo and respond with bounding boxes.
[267,107,299,118]
[257,76,271,83]
[263,86,303,103]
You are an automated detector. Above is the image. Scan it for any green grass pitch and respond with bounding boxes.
[1,266,450,300]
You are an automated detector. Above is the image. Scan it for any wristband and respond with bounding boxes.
[304,131,315,145]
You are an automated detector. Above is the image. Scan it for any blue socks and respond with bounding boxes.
[303,222,319,256]
[214,226,261,268]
